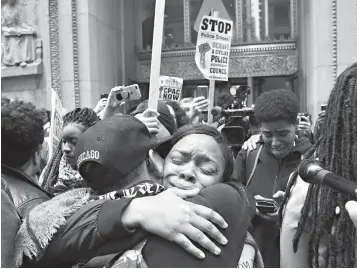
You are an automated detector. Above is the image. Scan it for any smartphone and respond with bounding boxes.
[321,104,327,111]
[100,94,108,99]
[256,198,279,214]
[114,84,141,101]
[197,86,208,99]
[298,112,310,122]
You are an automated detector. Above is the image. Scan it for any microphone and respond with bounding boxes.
[211,106,224,117]
[211,106,236,117]
[298,159,357,197]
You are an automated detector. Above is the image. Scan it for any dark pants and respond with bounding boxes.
[251,217,280,268]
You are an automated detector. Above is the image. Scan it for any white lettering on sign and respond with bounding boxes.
[77,150,100,167]
[195,15,233,81]
[158,76,183,101]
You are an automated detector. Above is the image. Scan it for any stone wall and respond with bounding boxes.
[299,0,357,122]
[1,0,50,109]
[74,0,138,108]
[1,0,138,110]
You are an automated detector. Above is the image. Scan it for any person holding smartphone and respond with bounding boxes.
[232,89,312,267]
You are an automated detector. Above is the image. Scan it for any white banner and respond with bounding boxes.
[48,89,63,159]
[158,76,183,101]
[195,15,233,81]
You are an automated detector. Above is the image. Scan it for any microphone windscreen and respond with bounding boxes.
[298,159,324,184]
[211,106,222,116]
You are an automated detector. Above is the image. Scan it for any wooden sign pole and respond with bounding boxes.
[148,0,166,111]
[207,10,219,124]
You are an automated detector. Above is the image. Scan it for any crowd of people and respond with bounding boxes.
[1,62,357,268]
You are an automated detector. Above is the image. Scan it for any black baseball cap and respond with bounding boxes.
[74,115,171,185]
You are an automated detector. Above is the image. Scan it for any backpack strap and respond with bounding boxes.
[246,145,263,187]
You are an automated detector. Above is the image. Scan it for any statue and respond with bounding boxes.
[1,0,36,67]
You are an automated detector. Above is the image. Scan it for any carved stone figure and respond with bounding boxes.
[1,0,36,67]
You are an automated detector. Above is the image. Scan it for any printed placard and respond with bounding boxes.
[48,89,63,159]
[158,76,183,101]
[195,15,233,81]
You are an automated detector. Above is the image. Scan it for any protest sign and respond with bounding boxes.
[48,89,63,159]
[159,76,183,101]
[195,15,233,81]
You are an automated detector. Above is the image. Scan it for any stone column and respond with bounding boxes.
[264,0,269,39]
[183,0,191,44]
[58,0,76,109]
[299,0,357,124]
[235,0,244,43]
[245,0,252,42]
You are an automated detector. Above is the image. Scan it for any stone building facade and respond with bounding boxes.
[1,0,357,122]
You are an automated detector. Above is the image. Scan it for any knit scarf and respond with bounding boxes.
[55,155,84,191]
[14,181,164,267]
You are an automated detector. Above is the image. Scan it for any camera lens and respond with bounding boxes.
[116,93,123,101]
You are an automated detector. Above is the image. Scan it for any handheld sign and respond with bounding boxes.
[48,89,63,159]
[147,0,166,111]
[159,76,183,101]
[195,15,233,81]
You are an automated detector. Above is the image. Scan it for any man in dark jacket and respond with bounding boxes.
[232,89,312,268]
[32,115,255,267]
[1,99,51,218]
[1,179,21,267]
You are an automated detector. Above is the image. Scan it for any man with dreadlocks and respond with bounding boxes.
[40,107,100,194]
[280,62,357,268]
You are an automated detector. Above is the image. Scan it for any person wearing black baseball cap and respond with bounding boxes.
[31,115,228,267]
[73,116,254,267]
[75,114,170,194]
[33,115,253,267]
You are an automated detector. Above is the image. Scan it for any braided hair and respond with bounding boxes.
[279,62,357,267]
[41,108,99,194]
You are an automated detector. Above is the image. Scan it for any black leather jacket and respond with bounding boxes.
[1,164,52,219]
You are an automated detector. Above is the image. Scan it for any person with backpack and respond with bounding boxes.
[232,89,312,267]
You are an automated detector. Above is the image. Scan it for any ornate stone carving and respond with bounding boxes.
[138,43,298,81]
[332,0,337,83]
[1,0,40,67]
[72,0,80,108]
[183,0,190,43]
[49,0,61,97]
[235,0,244,42]
[290,0,298,39]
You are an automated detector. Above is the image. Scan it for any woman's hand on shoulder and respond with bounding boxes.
[242,134,261,151]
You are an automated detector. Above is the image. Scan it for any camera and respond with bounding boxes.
[212,85,255,156]
[297,112,311,122]
[113,84,141,102]
[229,85,251,109]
